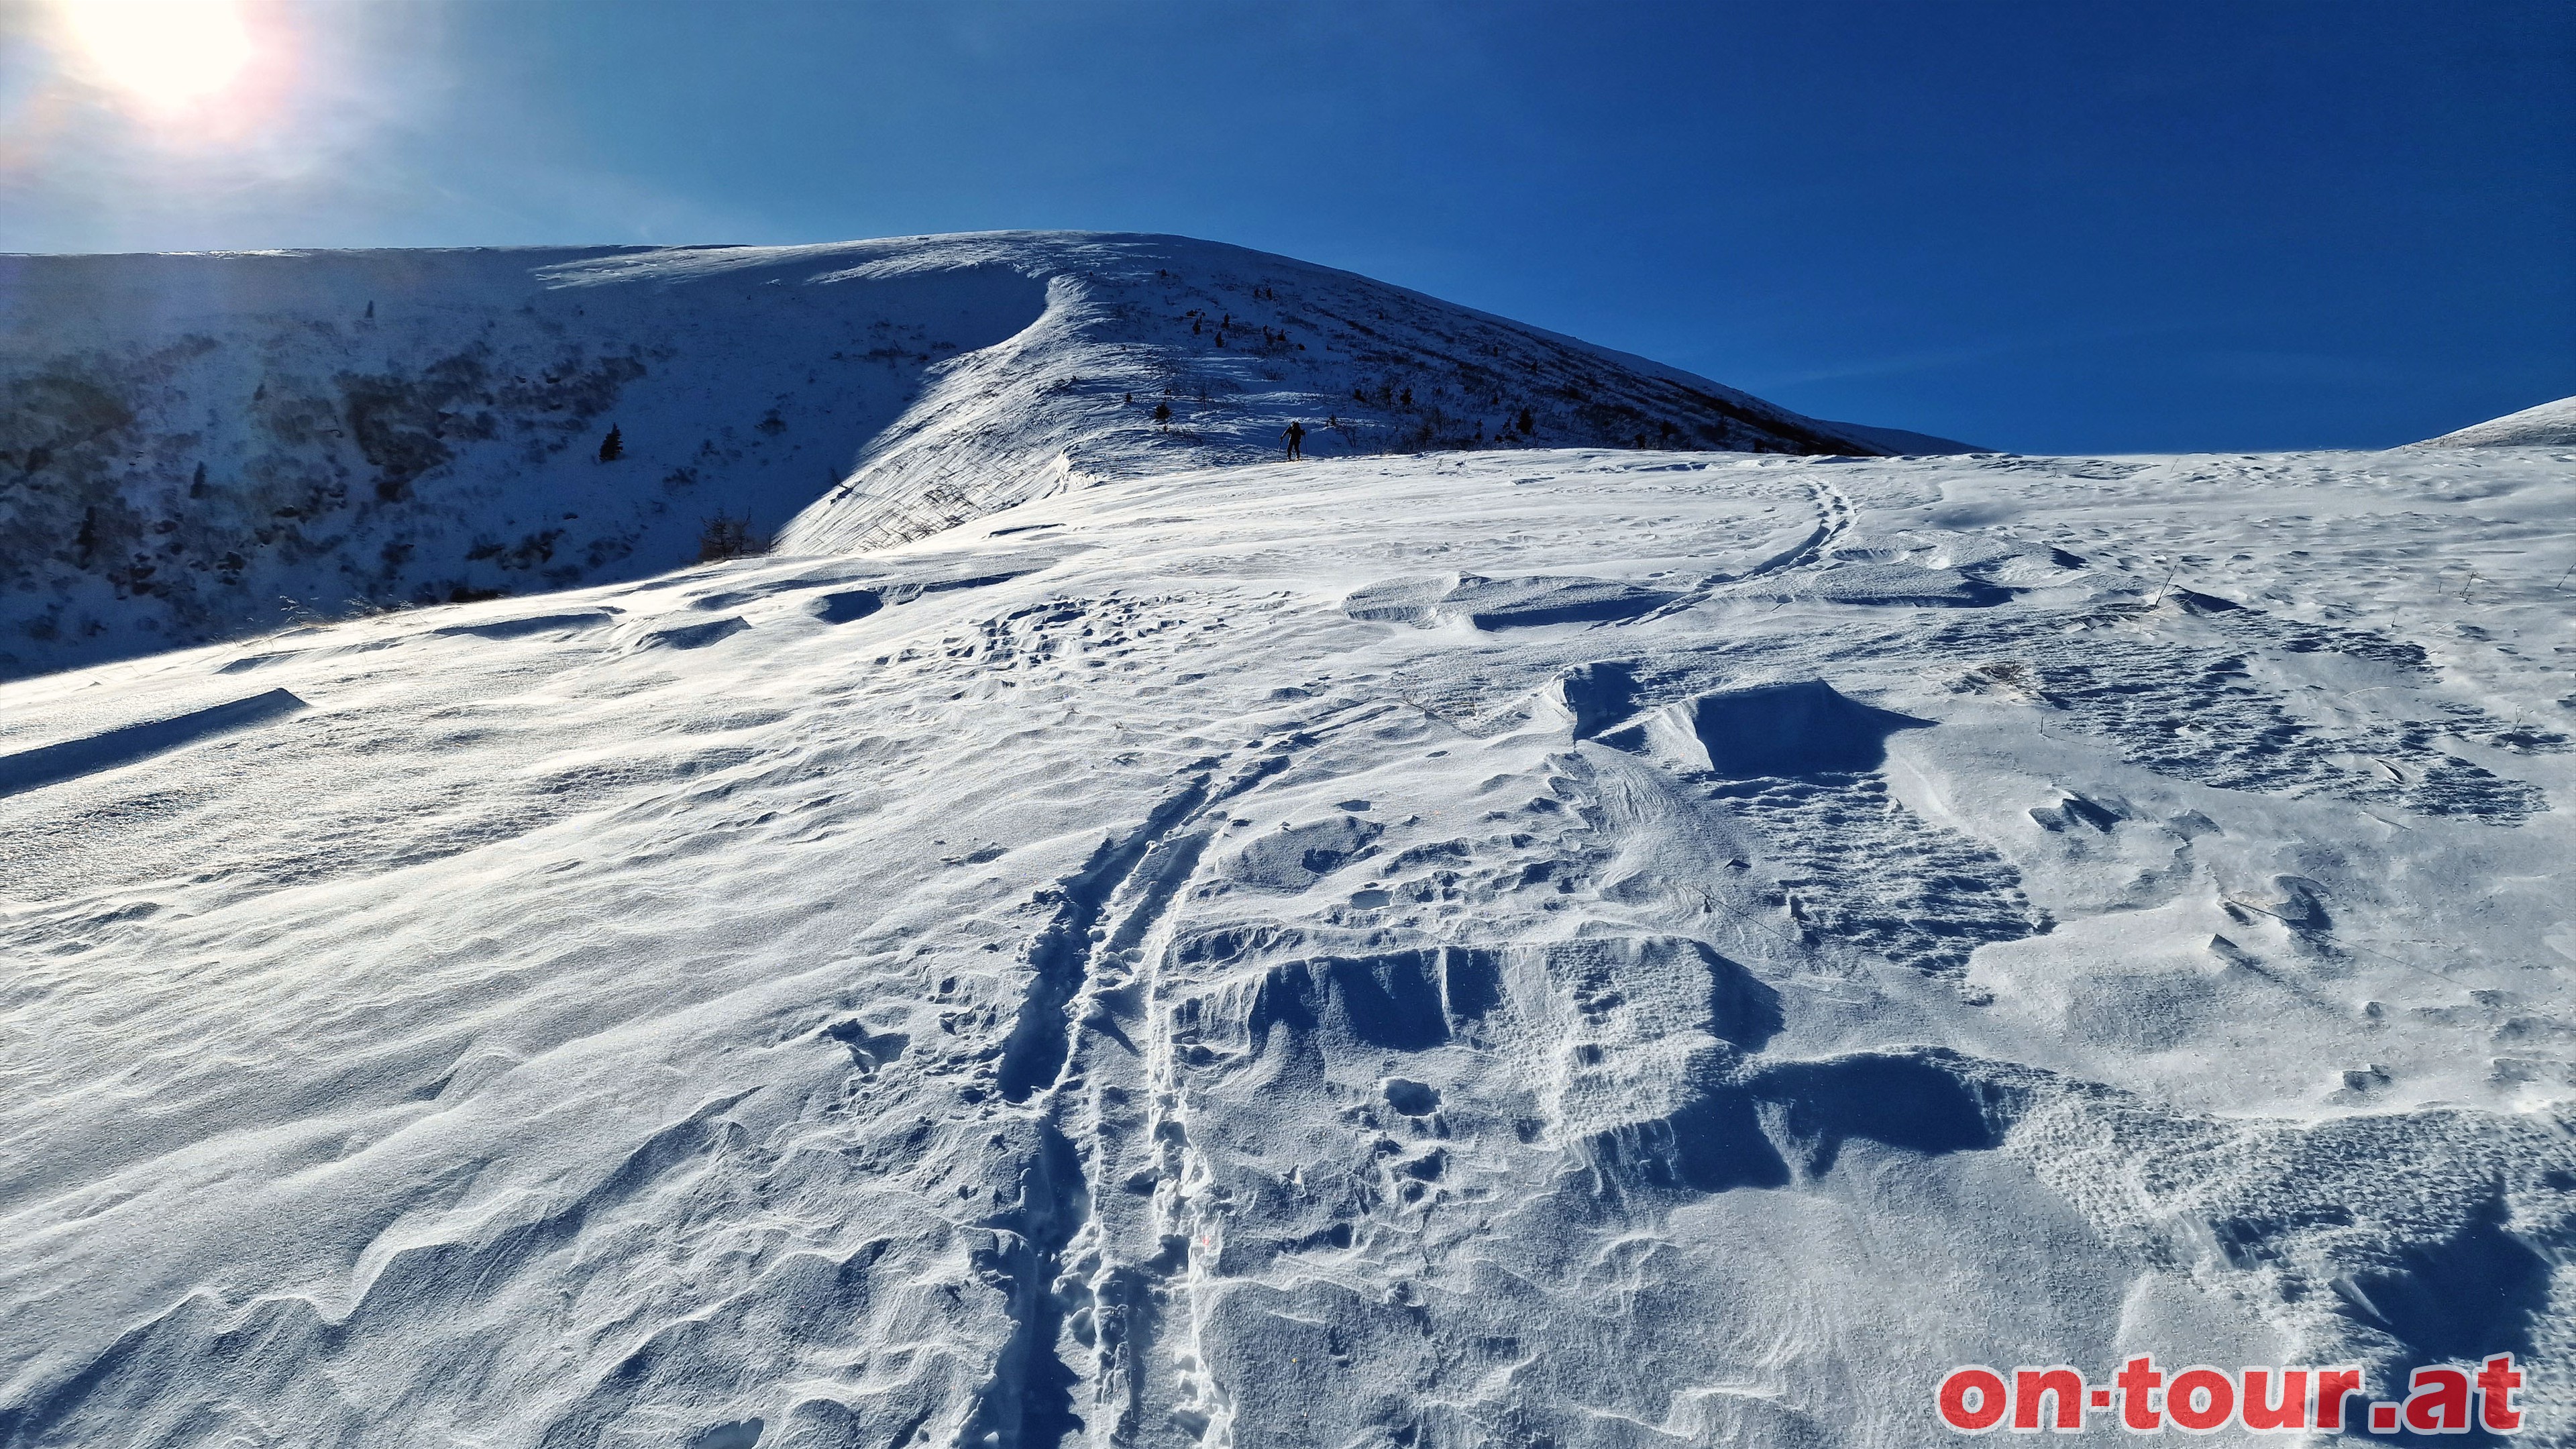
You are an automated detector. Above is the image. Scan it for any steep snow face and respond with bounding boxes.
[2414,394,2576,448]
[3,444,2571,1448]
[1,233,1892,681]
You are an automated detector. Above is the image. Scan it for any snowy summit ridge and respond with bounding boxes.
[0,231,1962,680]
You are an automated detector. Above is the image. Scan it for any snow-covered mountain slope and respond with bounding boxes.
[3,441,2571,1448]
[1,233,1911,682]
[1811,416,1988,455]
[2414,394,2576,448]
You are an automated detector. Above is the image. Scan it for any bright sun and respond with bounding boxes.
[56,0,256,113]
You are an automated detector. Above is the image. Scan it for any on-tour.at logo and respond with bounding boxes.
[1936,1354,2525,1434]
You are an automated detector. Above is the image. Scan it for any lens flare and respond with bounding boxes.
[56,0,255,114]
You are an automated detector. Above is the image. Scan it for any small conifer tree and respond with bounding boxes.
[696,513,764,561]
[598,426,624,462]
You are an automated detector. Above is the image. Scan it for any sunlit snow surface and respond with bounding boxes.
[3,439,2572,1447]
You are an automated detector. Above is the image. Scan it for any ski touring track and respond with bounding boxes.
[971,705,1401,1448]
[1628,473,1854,627]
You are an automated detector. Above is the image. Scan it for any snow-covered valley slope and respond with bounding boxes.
[3,427,2573,1445]
[0,233,1959,683]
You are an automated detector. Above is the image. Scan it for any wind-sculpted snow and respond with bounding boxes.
[0,686,305,796]
[1,443,2572,1448]
[1344,574,1682,630]
[1,233,1908,681]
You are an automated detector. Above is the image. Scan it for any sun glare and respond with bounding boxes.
[57,0,256,114]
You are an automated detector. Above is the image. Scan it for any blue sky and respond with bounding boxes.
[3,0,2569,453]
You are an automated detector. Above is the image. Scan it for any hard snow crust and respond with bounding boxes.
[2,237,2572,1448]
[3,439,2572,1446]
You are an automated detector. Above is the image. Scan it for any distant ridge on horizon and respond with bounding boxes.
[2411,392,2576,448]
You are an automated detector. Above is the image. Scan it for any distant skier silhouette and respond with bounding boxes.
[1281,421,1306,460]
